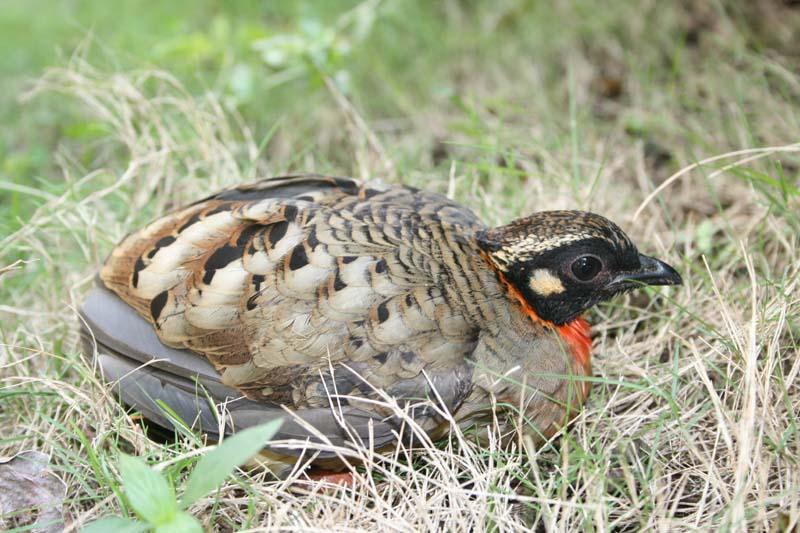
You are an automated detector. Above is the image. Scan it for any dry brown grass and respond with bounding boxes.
[2,16,800,530]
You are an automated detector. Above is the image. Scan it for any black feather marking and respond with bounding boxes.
[405,293,414,307]
[375,258,387,274]
[155,235,177,249]
[207,176,347,202]
[236,224,261,246]
[342,256,357,264]
[333,270,346,291]
[400,351,416,363]
[362,188,381,200]
[203,244,241,285]
[267,221,289,248]
[306,227,319,249]
[205,205,227,217]
[288,244,308,271]
[283,205,298,222]
[246,294,258,311]
[377,301,389,323]
[352,338,363,349]
[150,291,168,322]
[146,235,177,259]
[332,177,360,194]
[373,352,388,363]
[252,274,265,292]
[177,212,203,233]
[132,257,146,288]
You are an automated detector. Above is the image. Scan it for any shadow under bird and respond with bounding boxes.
[79,174,681,479]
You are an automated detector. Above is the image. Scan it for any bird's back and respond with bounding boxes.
[99,174,491,413]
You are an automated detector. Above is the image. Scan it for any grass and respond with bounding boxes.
[1,0,799,530]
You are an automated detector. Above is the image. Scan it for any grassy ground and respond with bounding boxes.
[1,1,799,530]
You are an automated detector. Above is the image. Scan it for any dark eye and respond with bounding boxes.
[570,255,603,281]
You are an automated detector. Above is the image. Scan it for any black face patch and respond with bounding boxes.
[502,237,641,325]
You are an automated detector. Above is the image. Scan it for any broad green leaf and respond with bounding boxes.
[180,418,282,507]
[118,454,178,524]
[81,516,148,533]
[154,511,203,533]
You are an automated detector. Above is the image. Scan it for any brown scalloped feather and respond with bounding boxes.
[100,175,487,411]
[88,173,633,466]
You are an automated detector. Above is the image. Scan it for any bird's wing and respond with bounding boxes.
[90,175,485,446]
[80,284,404,472]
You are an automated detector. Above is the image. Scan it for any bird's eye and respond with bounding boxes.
[570,255,603,281]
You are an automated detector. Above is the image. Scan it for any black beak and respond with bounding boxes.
[607,254,682,290]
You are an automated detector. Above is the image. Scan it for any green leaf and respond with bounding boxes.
[81,516,148,533]
[154,511,203,533]
[180,419,282,507]
[117,454,178,524]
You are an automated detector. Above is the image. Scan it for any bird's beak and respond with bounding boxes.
[607,254,683,290]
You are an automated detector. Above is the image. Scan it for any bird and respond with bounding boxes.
[79,174,681,480]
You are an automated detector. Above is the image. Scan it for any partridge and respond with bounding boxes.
[80,174,681,477]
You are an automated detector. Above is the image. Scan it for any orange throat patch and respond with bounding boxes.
[483,252,593,375]
[556,317,592,373]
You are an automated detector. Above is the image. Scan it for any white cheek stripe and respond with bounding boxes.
[528,269,566,296]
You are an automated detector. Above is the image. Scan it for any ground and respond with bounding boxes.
[1,1,799,531]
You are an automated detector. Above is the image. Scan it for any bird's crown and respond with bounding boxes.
[477,211,636,270]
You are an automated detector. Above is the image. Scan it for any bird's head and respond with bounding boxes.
[477,211,682,325]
